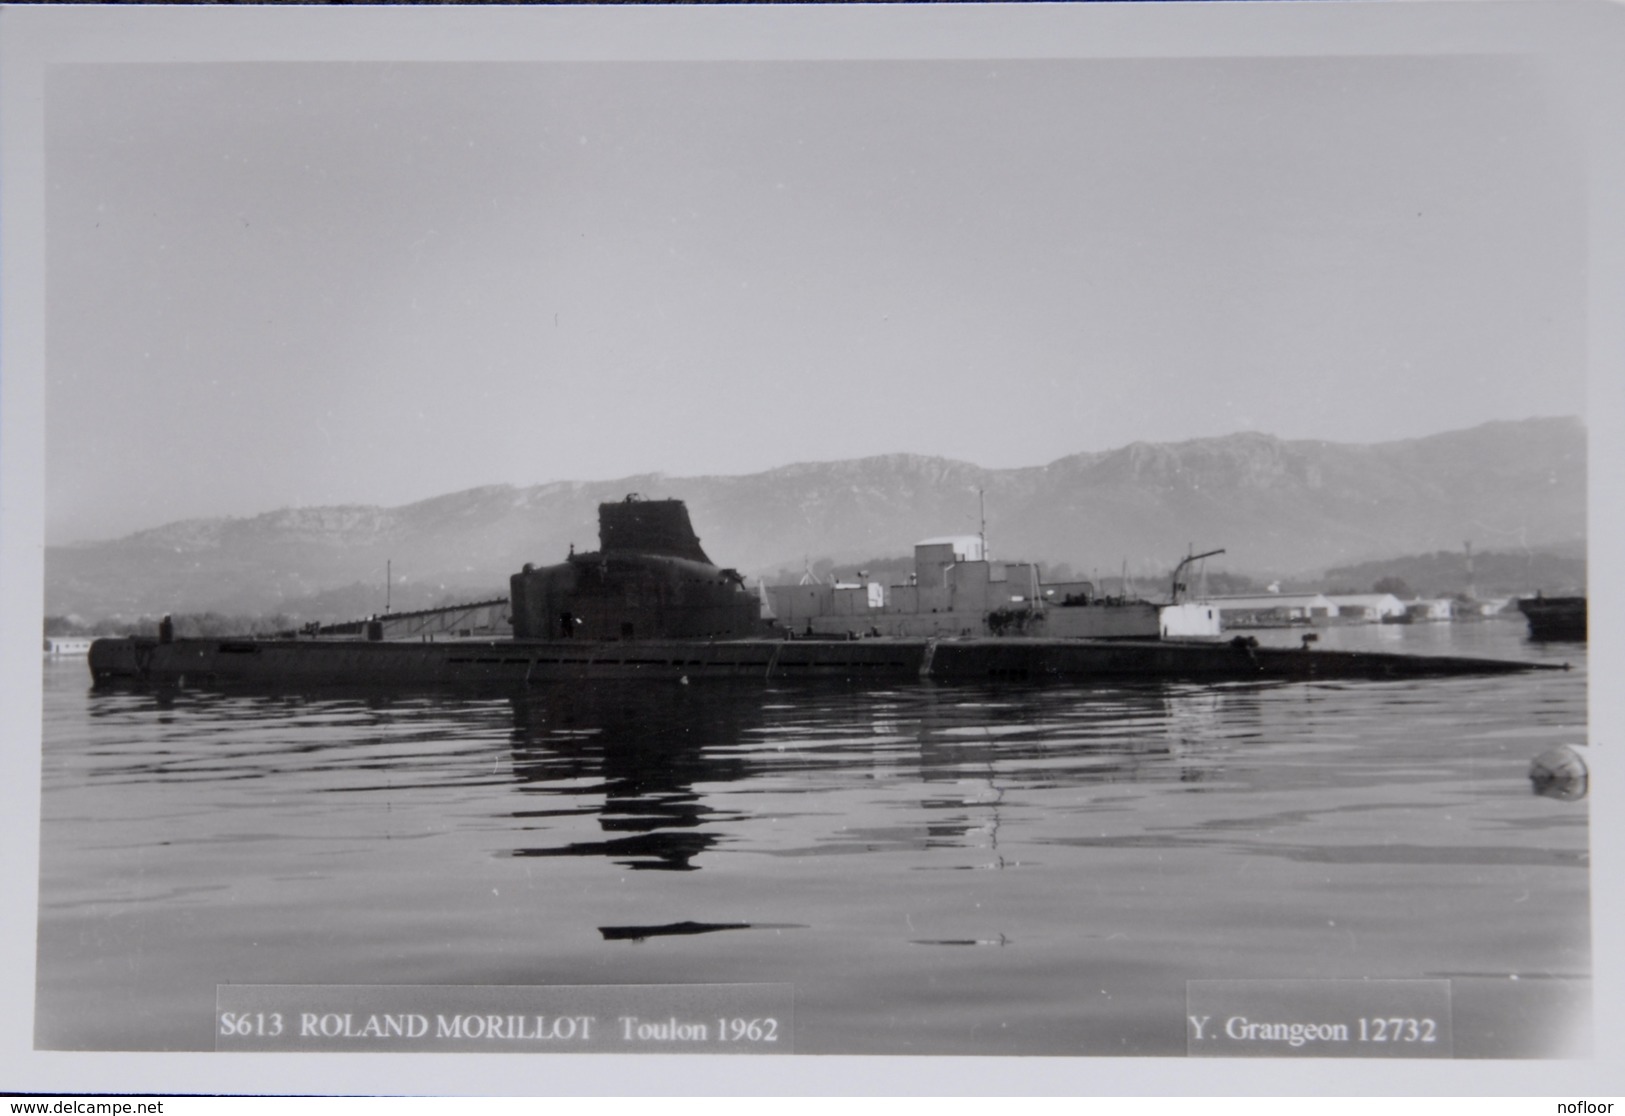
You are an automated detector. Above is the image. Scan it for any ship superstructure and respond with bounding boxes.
[766,535,1220,640]
[509,496,762,641]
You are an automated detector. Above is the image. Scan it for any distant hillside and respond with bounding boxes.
[46,417,1585,621]
[1312,544,1586,598]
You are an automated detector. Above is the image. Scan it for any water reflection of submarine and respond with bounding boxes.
[504,683,759,870]
[1529,744,1588,801]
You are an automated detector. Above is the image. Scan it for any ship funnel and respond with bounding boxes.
[598,496,713,564]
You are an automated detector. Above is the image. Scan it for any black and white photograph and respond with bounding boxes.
[4,1,1623,1097]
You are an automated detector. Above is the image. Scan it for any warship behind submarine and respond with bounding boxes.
[88,495,1561,688]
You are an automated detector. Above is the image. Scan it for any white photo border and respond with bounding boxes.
[3,0,1621,1097]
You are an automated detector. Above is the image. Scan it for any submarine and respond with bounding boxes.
[88,495,1559,689]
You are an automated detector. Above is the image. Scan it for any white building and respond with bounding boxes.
[1404,598,1454,622]
[1207,593,1339,627]
[1325,593,1408,623]
[44,636,93,656]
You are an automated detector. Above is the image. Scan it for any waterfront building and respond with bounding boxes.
[1325,593,1408,623]
[1206,593,1339,627]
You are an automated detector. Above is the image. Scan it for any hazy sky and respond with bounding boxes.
[46,55,1585,543]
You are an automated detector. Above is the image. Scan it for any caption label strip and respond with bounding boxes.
[1187,979,1452,1058]
[216,983,793,1054]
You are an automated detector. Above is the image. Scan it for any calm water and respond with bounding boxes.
[36,622,1590,1056]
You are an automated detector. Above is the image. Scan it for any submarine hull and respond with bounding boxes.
[88,635,1556,689]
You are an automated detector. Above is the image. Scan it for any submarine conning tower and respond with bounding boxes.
[508,495,762,641]
[597,494,714,564]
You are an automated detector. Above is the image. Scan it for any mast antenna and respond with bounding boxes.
[979,488,988,561]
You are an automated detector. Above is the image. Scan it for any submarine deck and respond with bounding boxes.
[87,635,1560,689]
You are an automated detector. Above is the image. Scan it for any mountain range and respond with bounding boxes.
[46,417,1586,621]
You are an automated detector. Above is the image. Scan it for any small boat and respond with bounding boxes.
[1517,595,1587,641]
